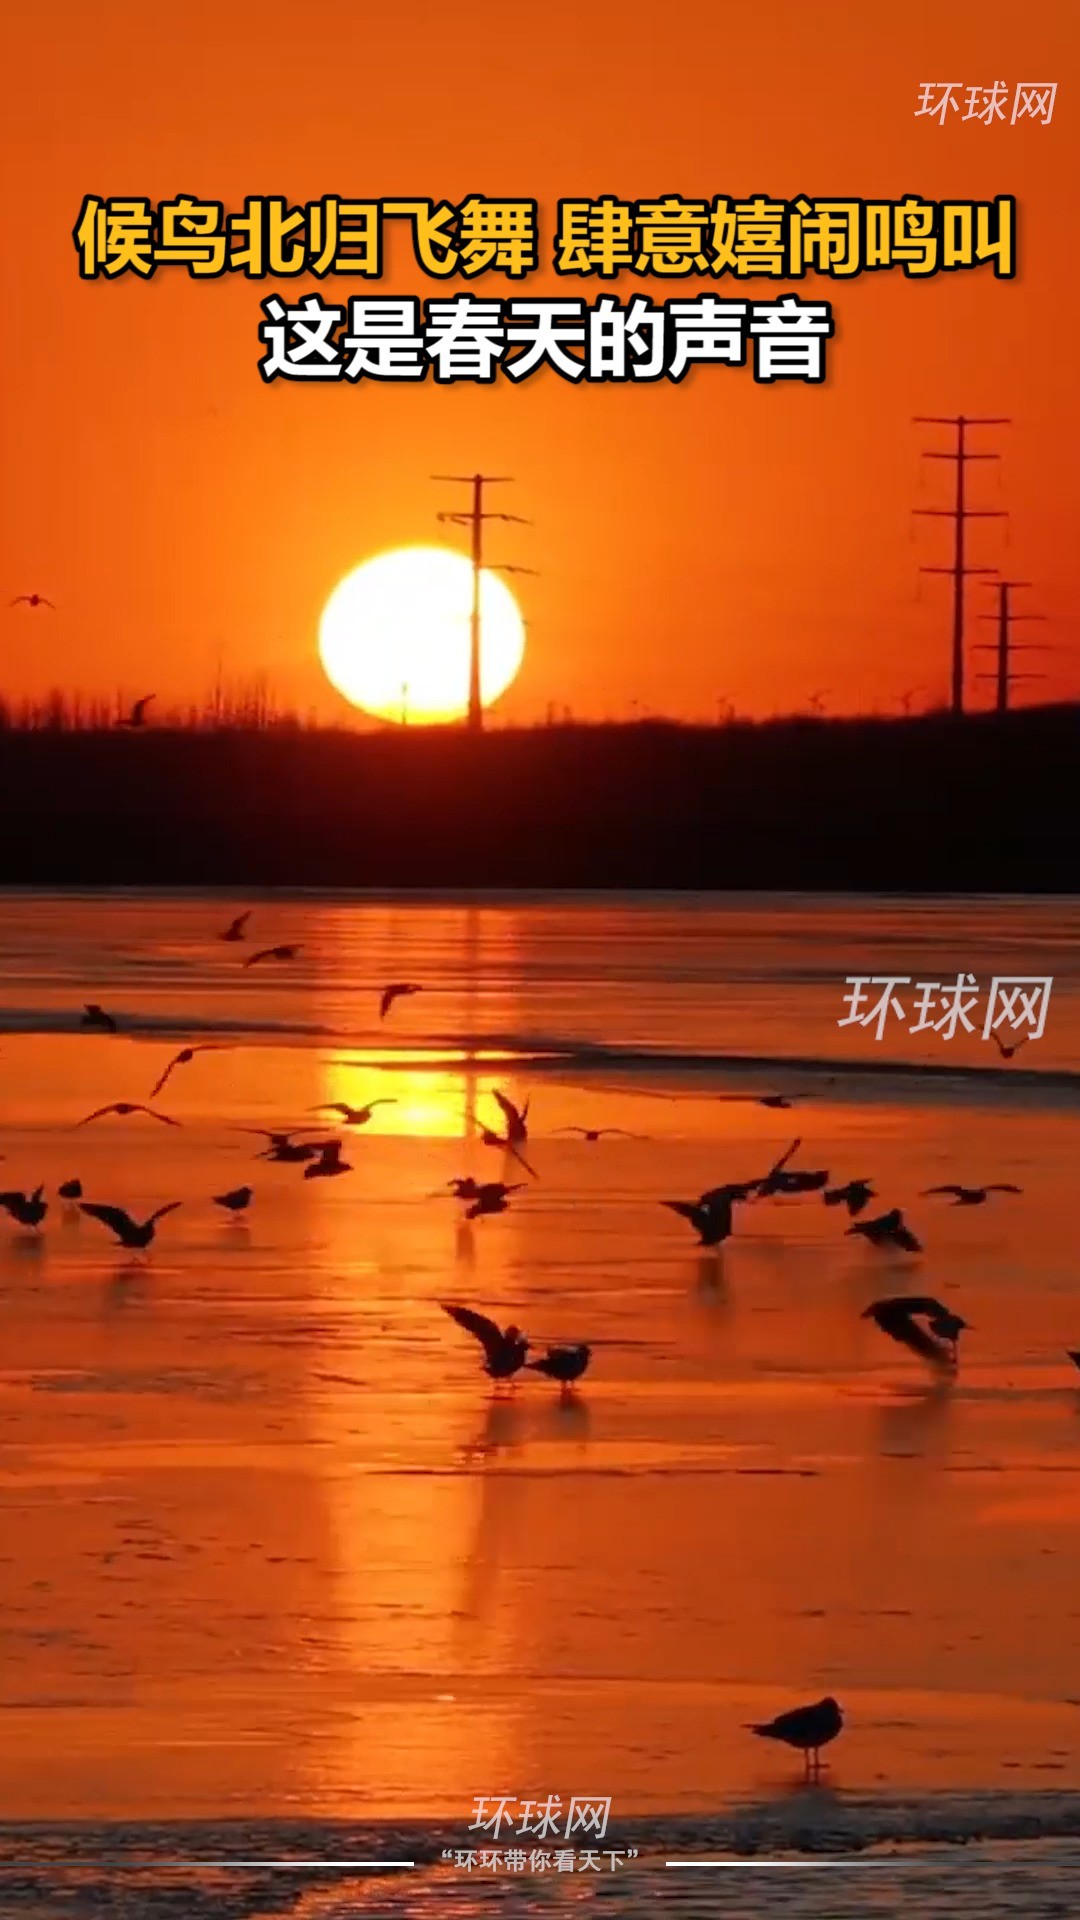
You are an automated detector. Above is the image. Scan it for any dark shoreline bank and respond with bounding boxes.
[1,706,1075,890]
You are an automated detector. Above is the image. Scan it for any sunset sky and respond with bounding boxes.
[0,0,1075,722]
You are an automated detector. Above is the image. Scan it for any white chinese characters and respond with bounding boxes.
[838,975,1051,1041]
[914,83,1057,126]
[443,1797,634,1874]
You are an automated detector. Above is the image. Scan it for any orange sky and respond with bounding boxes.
[0,0,1075,722]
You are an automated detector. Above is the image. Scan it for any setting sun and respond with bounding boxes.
[318,547,526,724]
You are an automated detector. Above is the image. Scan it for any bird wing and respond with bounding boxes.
[556,1126,589,1135]
[75,1104,120,1126]
[79,1202,136,1237]
[440,1301,506,1360]
[662,1200,706,1229]
[148,1055,180,1099]
[894,1225,923,1252]
[148,1202,183,1226]
[225,912,250,938]
[133,695,155,719]
[369,1098,397,1109]
[922,1185,963,1197]
[144,1106,181,1126]
[0,1191,26,1213]
[492,1089,524,1131]
[987,1184,1023,1193]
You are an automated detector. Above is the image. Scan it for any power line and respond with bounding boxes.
[974,579,1048,713]
[913,414,1010,716]
[432,474,531,732]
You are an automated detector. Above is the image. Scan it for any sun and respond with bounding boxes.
[318,546,526,724]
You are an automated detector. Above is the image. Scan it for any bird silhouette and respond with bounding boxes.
[76,1102,180,1128]
[846,1207,922,1253]
[243,944,300,968]
[219,911,252,942]
[823,1179,876,1216]
[864,1294,968,1367]
[440,1302,529,1380]
[921,1183,1022,1206]
[491,1089,530,1144]
[303,1139,352,1180]
[58,1178,83,1200]
[526,1343,591,1390]
[11,593,55,609]
[79,1201,181,1248]
[310,1099,396,1127]
[149,1044,222,1100]
[554,1126,638,1141]
[663,1193,735,1246]
[379,982,422,1018]
[119,695,155,728]
[235,1126,322,1163]
[80,1003,117,1033]
[746,1698,843,1779]
[462,1180,524,1219]
[214,1185,253,1213]
[0,1186,47,1228]
[991,1030,1030,1061]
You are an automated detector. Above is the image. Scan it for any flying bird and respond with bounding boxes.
[379,981,422,1019]
[526,1343,591,1391]
[244,944,300,968]
[823,1179,876,1217]
[11,592,55,609]
[302,1139,352,1180]
[119,694,155,728]
[921,1183,1022,1206]
[752,1138,804,1199]
[770,1167,830,1196]
[440,1302,529,1380]
[76,1102,180,1128]
[746,1698,843,1780]
[0,1186,47,1228]
[863,1294,969,1367]
[80,1003,117,1033]
[991,1030,1030,1061]
[235,1126,322,1163]
[219,910,252,943]
[310,1099,396,1127]
[149,1043,222,1099]
[58,1178,83,1200]
[846,1207,922,1253]
[214,1185,253,1213]
[758,1094,796,1109]
[79,1201,181,1248]
[663,1193,735,1247]
[462,1180,524,1219]
[466,1115,537,1178]
[554,1126,639,1142]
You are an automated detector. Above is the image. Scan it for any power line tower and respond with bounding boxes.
[432,473,531,732]
[974,580,1048,713]
[913,414,1010,716]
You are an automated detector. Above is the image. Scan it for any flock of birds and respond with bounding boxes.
[0,902,1065,1780]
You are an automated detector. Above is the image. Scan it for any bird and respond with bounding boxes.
[526,1343,591,1391]
[991,1029,1029,1061]
[303,1139,352,1180]
[10,592,55,609]
[149,1044,221,1099]
[921,1183,1022,1206]
[79,1201,181,1249]
[0,1186,47,1228]
[746,1698,843,1780]
[699,1178,761,1206]
[863,1294,969,1367]
[462,1181,524,1219]
[219,910,252,943]
[758,1094,796,1109]
[214,1185,253,1213]
[58,1178,83,1201]
[80,1003,117,1033]
[770,1167,830,1196]
[663,1193,735,1247]
[379,982,422,1019]
[846,1207,922,1253]
[310,1099,396,1127]
[76,1102,180,1128]
[440,1302,529,1380]
[235,1126,322,1163]
[554,1126,638,1141]
[243,944,300,968]
[119,694,155,728]
[465,1115,537,1178]
[491,1089,530,1144]
[823,1178,876,1217]
[752,1138,804,1199]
